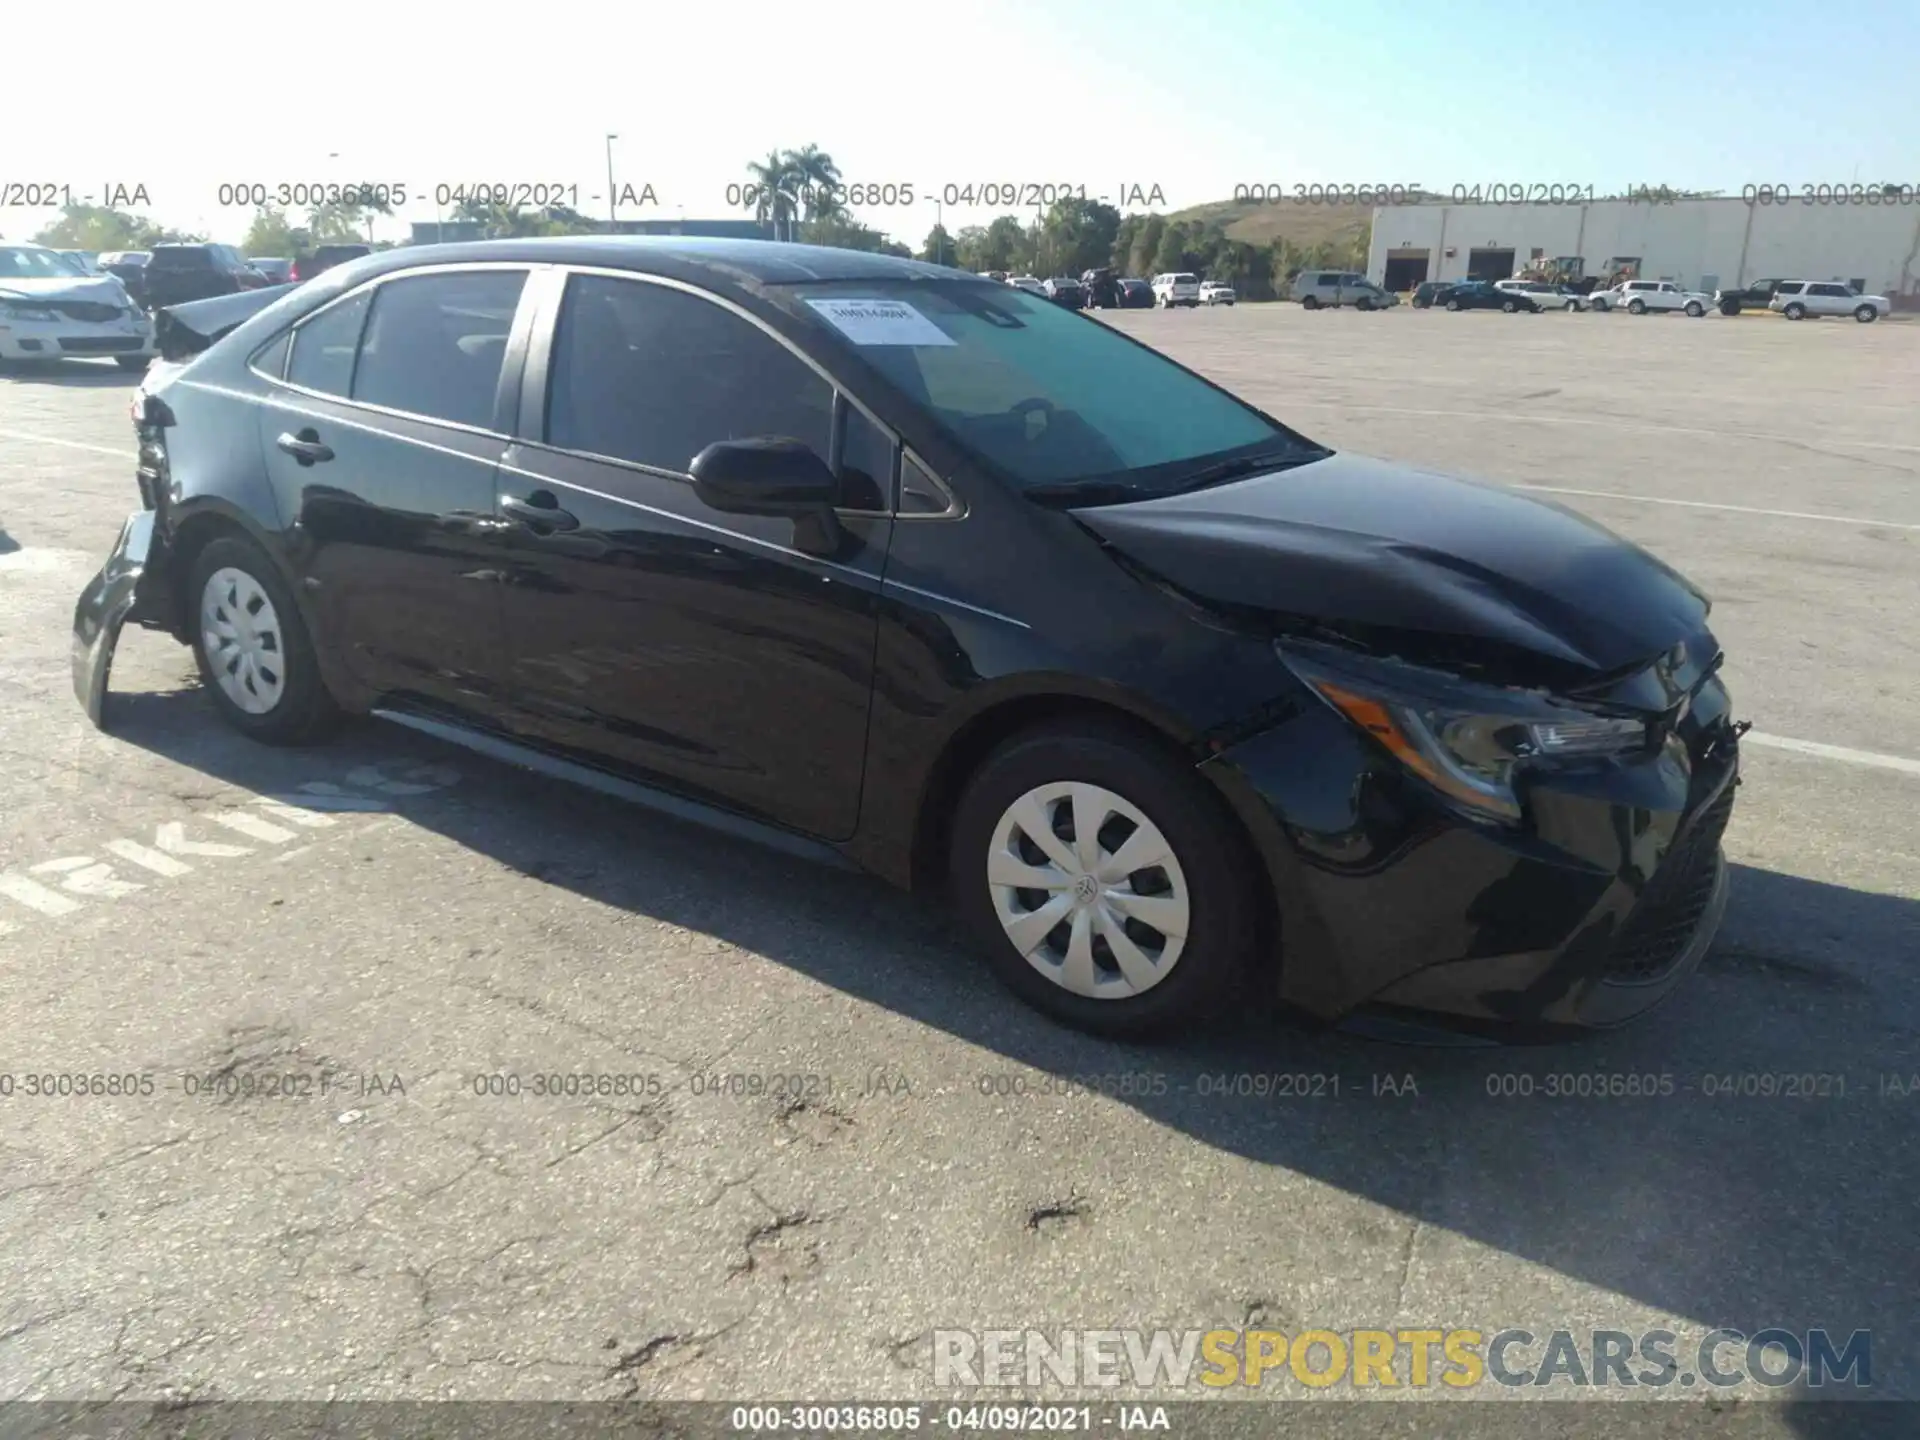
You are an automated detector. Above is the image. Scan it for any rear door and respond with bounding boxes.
[254,264,532,718]
[1807,283,1851,316]
[492,269,894,840]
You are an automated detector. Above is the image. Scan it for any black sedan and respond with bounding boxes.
[74,240,1741,1042]
[1442,280,1541,313]
[1042,277,1085,309]
[1117,278,1154,309]
[1410,280,1456,309]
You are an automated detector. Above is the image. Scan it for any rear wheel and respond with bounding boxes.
[188,535,342,745]
[949,723,1260,1039]
[1301,295,1319,311]
[1855,304,1877,323]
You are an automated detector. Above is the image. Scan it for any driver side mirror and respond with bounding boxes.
[690,437,848,558]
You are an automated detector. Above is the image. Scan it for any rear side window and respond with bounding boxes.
[546,275,833,472]
[286,290,371,396]
[351,270,526,430]
[150,248,211,269]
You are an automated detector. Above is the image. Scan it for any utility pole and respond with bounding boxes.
[605,134,619,231]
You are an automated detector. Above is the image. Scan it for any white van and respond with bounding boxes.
[1151,273,1200,308]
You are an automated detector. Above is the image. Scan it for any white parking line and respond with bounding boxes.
[0,429,126,458]
[1744,732,1920,776]
[1511,485,1920,531]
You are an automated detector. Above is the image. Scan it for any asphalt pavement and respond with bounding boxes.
[0,305,1914,1428]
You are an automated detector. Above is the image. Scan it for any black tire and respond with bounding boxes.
[948,722,1261,1039]
[1719,301,1740,316]
[1855,304,1877,323]
[1685,301,1704,317]
[1628,299,1647,314]
[1301,295,1319,310]
[1445,298,1462,311]
[1784,302,1806,320]
[1355,297,1373,311]
[1500,299,1518,312]
[187,534,343,745]
[115,356,150,371]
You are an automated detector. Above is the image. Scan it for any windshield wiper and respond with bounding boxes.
[1164,446,1329,495]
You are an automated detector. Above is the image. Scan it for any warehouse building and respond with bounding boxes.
[1367,197,1920,304]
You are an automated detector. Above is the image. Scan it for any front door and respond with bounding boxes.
[255,267,530,717]
[493,271,893,841]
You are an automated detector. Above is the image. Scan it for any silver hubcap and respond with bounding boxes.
[200,566,286,715]
[987,782,1190,1000]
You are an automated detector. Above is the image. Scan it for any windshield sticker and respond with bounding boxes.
[806,298,956,346]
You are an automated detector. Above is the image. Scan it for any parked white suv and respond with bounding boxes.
[1152,272,1200,308]
[1496,279,1586,312]
[1591,279,1712,316]
[1198,280,1236,306]
[1006,275,1047,295]
[1769,281,1889,323]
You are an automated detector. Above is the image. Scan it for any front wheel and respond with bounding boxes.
[1855,304,1878,323]
[188,534,342,745]
[1685,301,1705,317]
[1355,296,1372,311]
[949,723,1260,1039]
[1445,298,1462,311]
[1564,300,1580,311]
[1784,302,1807,320]
[1300,295,1319,310]
[1719,301,1741,316]
[1627,299,1647,314]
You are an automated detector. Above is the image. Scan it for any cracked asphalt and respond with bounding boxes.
[0,307,1915,1426]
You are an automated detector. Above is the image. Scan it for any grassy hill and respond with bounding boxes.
[1161,198,1375,251]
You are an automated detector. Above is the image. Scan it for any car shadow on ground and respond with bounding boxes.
[98,685,1920,1418]
[0,360,144,386]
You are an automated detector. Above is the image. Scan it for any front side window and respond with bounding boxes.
[286,290,371,397]
[1776,282,1804,295]
[546,275,833,472]
[351,270,526,430]
[786,280,1308,493]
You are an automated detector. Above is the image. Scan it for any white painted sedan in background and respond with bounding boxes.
[0,243,155,369]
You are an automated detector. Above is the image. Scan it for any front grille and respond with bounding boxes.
[57,336,143,354]
[1603,783,1736,983]
[54,302,123,323]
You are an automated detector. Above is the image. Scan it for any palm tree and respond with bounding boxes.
[784,144,843,223]
[744,150,797,240]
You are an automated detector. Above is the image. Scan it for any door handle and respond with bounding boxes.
[502,492,579,532]
[276,429,334,465]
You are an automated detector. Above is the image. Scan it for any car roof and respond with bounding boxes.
[347,236,971,288]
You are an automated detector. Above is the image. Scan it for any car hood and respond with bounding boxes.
[1074,452,1710,684]
[0,275,133,305]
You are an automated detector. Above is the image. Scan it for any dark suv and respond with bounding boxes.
[143,244,270,310]
[289,244,372,283]
[73,239,1742,1043]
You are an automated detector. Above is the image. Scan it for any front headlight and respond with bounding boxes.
[0,302,59,323]
[1279,643,1649,823]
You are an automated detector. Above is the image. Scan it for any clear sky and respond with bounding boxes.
[4,0,1915,247]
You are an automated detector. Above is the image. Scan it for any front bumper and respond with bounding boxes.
[1204,678,1742,1039]
[72,509,174,728]
[0,315,156,361]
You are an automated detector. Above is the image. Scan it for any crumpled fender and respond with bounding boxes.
[72,510,160,729]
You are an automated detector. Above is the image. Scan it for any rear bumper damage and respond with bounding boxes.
[72,508,171,729]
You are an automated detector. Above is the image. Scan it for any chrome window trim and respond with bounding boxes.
[539,264,909,518]
[255,260,539,440]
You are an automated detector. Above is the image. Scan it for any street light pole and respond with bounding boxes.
[605,134,619,232]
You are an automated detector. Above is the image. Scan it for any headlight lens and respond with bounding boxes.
[0,302,58,323]
[1279,643,1648,822]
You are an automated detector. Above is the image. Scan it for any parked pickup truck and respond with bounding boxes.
[1713,278,1792,316]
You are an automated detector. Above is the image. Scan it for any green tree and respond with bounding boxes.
[539,204,601,236]
[783,144,844,222]
[240,207,309,257]
[31,204,196,250]
[798,215,898,254]
[920,224,956,266]
[743,149,799,240]
[976,216,1025,272]
[952,225,990,271]
[1129,214,1166,276]
[1036,196,1122,278]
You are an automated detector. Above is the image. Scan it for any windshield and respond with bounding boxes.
[787,280,1316,492]
[0,247,84,281]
